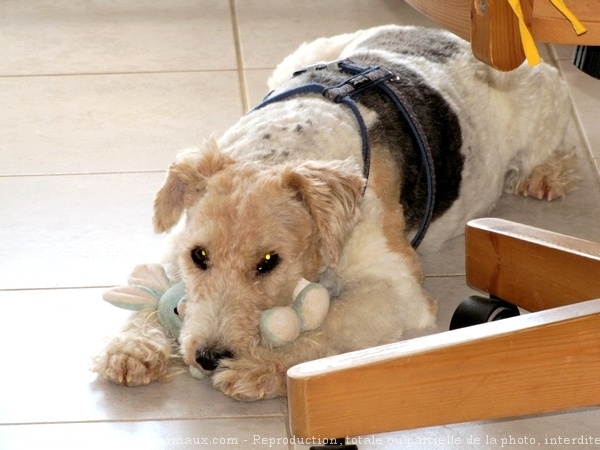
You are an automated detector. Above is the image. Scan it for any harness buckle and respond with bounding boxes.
[323,67,396,102]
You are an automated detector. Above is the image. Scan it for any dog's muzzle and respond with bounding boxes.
[195,348,233,371]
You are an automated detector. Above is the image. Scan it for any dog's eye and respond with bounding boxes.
[256,252,280,275]
[191,247,209,270]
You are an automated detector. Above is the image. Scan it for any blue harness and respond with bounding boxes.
[251,59,435,249]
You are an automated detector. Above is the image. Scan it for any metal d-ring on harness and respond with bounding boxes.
[251,59,436,249]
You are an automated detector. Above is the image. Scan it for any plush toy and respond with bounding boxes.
[103,264,330,379]
[259,278,330,347]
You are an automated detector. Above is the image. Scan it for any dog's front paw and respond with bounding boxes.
[93,338,175,387]
[211,359,286,401]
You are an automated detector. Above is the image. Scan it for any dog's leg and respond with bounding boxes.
[504,148,578,200]
[500,64,578,200]
[93,308,183,386]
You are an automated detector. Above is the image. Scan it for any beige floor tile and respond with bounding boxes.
[551,44,577,61]
[0,0,236,76]
[423,276,474,332]
[235,0,438,70]
[293,408,600,449]
[0,417,289,450]
[2,0,600,446]
[489,164,600,244]
[0,173,165,289]
[243,69,273,110]
[0,72,243,176]
[0,289,283,425]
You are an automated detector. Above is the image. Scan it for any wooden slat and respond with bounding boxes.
[471,0,527,71]
[288,299,600,439]
[466,218,600,312]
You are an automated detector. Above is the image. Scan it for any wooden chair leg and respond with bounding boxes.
[466,218,600,312]
[287,219,600,439]
[471,0,527,70]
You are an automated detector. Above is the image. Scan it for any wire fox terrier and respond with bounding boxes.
[94,25,576,401]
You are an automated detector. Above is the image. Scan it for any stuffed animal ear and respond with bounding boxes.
[103,285,161,311]
[153,137,236,233]
[127,264,171,293]
[281,159,364,266]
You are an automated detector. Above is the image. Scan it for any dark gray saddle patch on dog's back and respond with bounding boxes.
[352,58,464,230]
[355,27,461,64]
[288,27,465,231]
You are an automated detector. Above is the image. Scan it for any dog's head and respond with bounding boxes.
[153,138,364,374]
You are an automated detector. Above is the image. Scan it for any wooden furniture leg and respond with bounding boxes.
[470,0,527,70]
[287,218,600,439]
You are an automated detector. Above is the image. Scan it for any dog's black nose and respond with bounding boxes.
[195,348,233,371]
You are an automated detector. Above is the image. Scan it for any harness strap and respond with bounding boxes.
[250,80,374,182]
[251,59,435,249]
[335,61,436,248]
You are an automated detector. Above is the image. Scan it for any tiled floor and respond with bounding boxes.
[1,1,599,449]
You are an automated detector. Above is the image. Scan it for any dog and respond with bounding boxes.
[94,25,576,401]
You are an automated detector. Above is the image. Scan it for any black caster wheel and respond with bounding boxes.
[310,438,358,450]
[449,295,520,330]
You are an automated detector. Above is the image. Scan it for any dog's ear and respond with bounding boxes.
[153,138,235,233]
[281,159,365,266]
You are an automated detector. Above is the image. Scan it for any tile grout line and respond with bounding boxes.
[0,69,239,79]
[0,286,115,293]
[0,414,288,427]
[229,0,249,113]
[0,170,165,179]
